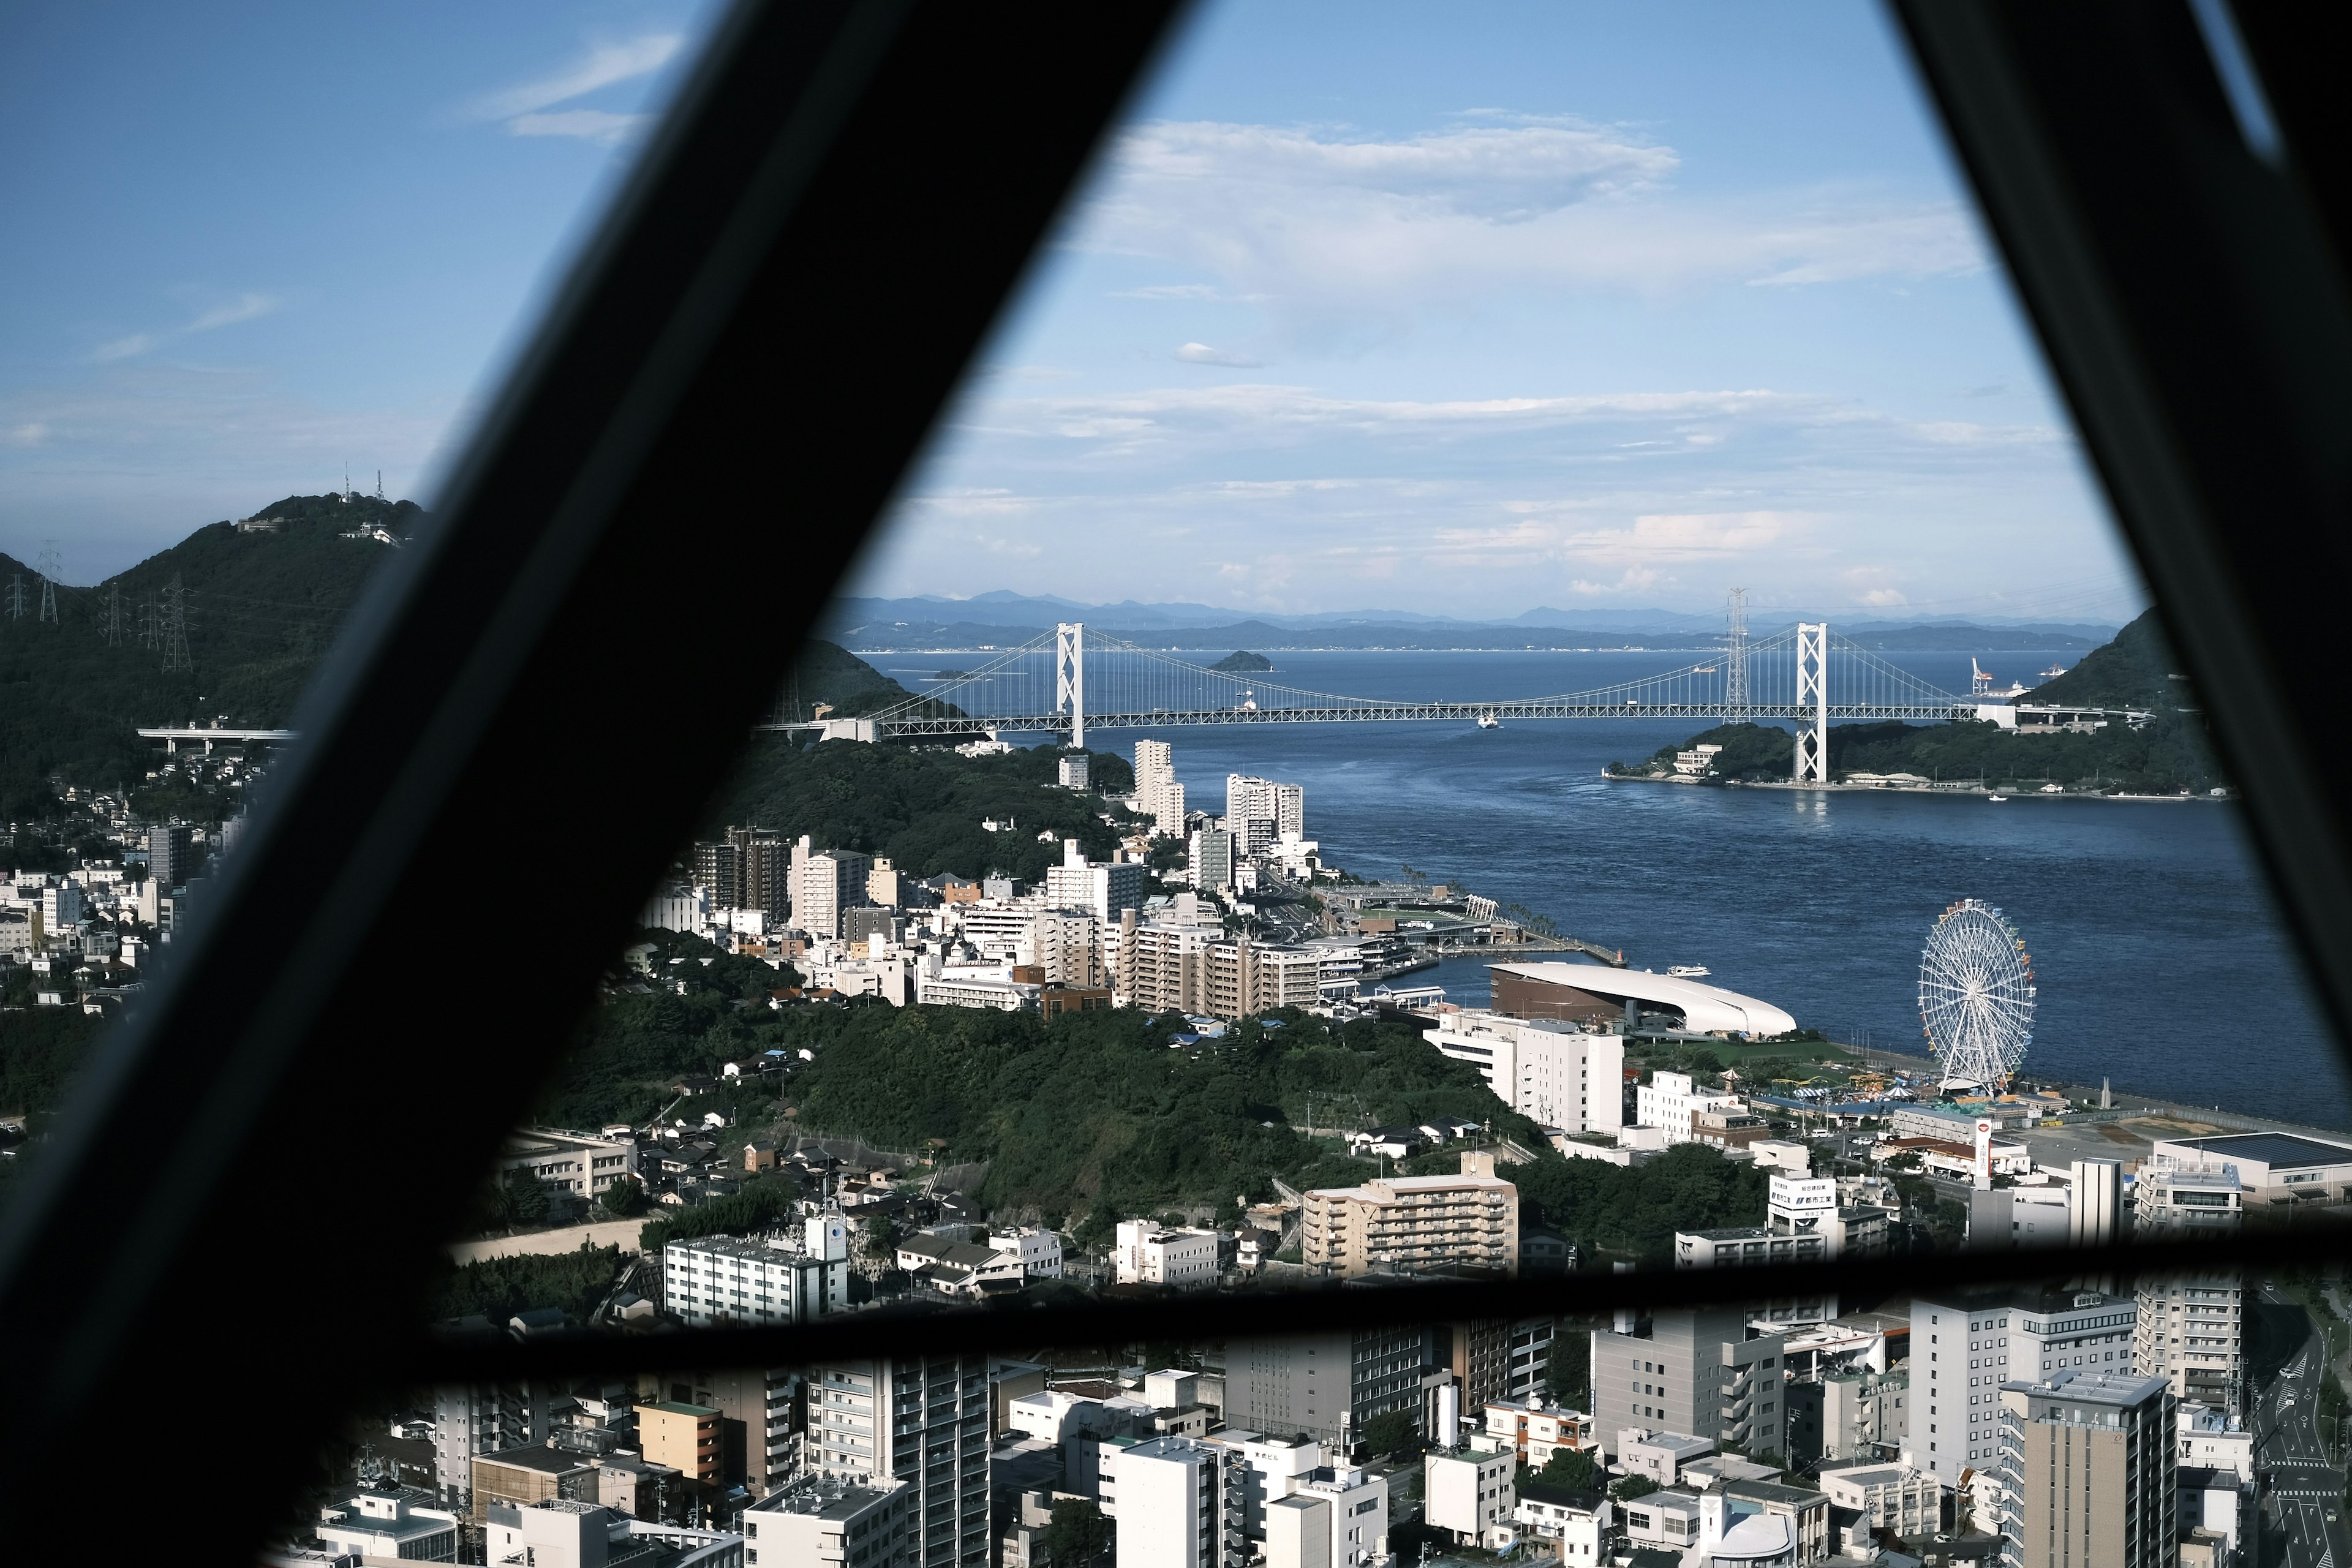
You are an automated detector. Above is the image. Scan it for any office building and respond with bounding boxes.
[1264,1463,1387,1568]
[2146,1131,2352,1216]
[662,1216,849,1327]
[1427,1011,1625,1135]
[1229,1328,1434,1452]
[1116,1434,1248,1568]
[1637,1071,1746,1144]
[1819,1368,1908,1462]
[745,1472,910,1568]
[469,1446,600,1524]
[1481,1398,1591,1466]
[1116,1220,1223,1287]
[807,1355,992,1568]
[1300,1158,1519,1278]
[1996,1371,2176,1568]
[495,1126,639,1201]
[1590,1306,1787,1459]
[1907,1287,2136,1483]
[791,837,872,939]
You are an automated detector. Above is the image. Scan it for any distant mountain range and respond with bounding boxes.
[821,591,2118,652]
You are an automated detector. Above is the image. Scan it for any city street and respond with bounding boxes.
[2255,1282,2349,1568]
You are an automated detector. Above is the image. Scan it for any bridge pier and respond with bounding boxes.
[1055,621,1085,749]
[1794,622,1829,783]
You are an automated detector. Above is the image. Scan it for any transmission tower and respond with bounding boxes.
[4,574,21,620]
[1724,587,1750,718]
[138,592,159,651]
[159,575,194,673]
[35,542,60,624]
[104,584,124,647]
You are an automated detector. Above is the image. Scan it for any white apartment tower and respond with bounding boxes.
[1427,1011,1624,1134]
[1117,1435,1248,1568]
[1044,837,1147,923]
[1135,741,1185,835]
[1226,775,1304,850]
[807,1356,993,1568]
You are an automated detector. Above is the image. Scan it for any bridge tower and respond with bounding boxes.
[1055,622,1085,748]
[1724,586,1749,719]
[1794,622,1828,783]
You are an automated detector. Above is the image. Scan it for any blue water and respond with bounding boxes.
[1027,649,2350,1132]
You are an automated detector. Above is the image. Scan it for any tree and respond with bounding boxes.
[1042,1499,1111,1567]
[1610,1474,1659,1504]
[598,1180,647,1218]
[1544,1348,1588,1409]
[1538,1447,1602,1491]
[1359,1408,1420,1459]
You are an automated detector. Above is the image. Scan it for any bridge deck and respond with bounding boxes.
[864,703,1974,737]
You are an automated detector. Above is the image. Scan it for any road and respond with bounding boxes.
[2256,1281,2349,1568]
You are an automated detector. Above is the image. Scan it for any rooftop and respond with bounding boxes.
[2160,1132,2352,1171]
[475,1446,598,1476]
[752,1472,900,1519]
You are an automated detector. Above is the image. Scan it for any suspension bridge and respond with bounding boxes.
[774,617,2007,783]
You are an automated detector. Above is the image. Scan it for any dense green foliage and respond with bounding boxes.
[1209,650,1273,672]
[708,736,1139,880]
[1512,1144,1771,1267]
[1043,1499,1112,1567]
[2030,608,2184,709]
[0,1004,107,1129]
[431,1245,624,1324]
[0,496,415,820]
[1359,1408,1419,1457]
[788,1006,1537,1234]
[1536,1447,1602,1491]
[637,1176,802,1253]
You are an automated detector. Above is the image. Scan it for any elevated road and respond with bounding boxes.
[865,701,1976,739]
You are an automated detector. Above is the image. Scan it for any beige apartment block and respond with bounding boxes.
[1302,1158,1518,1278]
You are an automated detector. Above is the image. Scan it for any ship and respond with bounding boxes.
[2040,662,2068,677]
[1477,712,1501,729]
[1987,794,2008,802]
[1666,963,1711,978]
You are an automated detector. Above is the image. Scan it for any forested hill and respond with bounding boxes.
[2026,607,2185,710]
[0,491,915,821]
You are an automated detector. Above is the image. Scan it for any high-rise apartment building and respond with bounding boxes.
[1300,1161,1520,1278]
[696,826,789,916]
[1115,1434,1249,1568]
[1135,741,1185,835]
[652,1366,803,1498]
[1058,753,1091,790]
[1190,826,1235,891]
[1044,837,1147,923]
[1226,775,1304,846]
[1204,936,1324,1019]
[1427,1011,1624,1134]
[807,1357,992,1568]
[1996,1371,2176,1568]
[1907,1288,2138,1484]
[2133,1271,2243,1416]
[147,823,194,889]
[790,836,872,939]
[1590,1305,1787,1460]
[1229,1329,1435,1452]
[745,1472,910,1568]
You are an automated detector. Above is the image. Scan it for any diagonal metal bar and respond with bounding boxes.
[0,0,1186,1536]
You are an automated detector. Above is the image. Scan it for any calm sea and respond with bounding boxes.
[873,647,2351,1131]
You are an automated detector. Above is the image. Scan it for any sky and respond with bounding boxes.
[0,0,2147,625]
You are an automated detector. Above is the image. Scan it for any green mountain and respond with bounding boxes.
[2026,607,2188,709]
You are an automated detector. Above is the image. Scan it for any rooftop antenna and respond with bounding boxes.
[35,541,61,624]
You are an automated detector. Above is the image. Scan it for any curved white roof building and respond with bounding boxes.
[1488,962,1798,1038]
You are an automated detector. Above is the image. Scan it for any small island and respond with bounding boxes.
[932,669,971,680]
[1211,650,1273,673]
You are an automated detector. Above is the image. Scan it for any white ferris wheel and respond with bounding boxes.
[1918,898,2036,1091]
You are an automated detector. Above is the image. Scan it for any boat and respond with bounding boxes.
[1987,794,2008,802]
[1666,964,1711,978]
[1692,665,1718,673]
[1476,712,1501,730]
[2040,783,2064,794]
[2041,663,2068,677]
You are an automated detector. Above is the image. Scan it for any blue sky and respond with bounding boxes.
[1,1,2145,624]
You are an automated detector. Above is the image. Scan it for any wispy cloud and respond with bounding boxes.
[88,292,281,363]
[467,34,682,144]
[4,422,50,448]
[1174,342,1261,368]
[187,293,278,333]
[92,334,157,363]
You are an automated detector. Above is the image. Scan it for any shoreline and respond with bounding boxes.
[1607,771,2228,805]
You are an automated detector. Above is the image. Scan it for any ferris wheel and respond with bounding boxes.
[1918,899,2036,1091]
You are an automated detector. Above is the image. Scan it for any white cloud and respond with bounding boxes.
[1174,342,1261,368]
[469,35,682,122]
[187,293,277,333]
[92,334,156,363]
[4,422,49,447]
[1072,118,1985,315]
[1115,284,1232,301]
[508,110,649,145]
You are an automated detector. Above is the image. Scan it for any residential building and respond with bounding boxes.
[1203,935,1324,1019]
[1907,1287,2137,1485]
[791,837,873,940]
[1300,1160,1519,1278]
[1190,826,1235,891]
[744,1472,910,1568]
[1616,1430,1714,1487]
[1124,911,1224,1012]
[2072,1158,2125,1245]
[2177,1401,2255,1482]
[806,1356,993,1568]
[147,823,193,889]
[869,856,907,908]
[1501,1319,1557,1404]
[432,1382,573,1497]
[1513,1482,1608,1564]
[1996,1370,2176,1568]
[1228,1329,1435,1453]
[642,1402,724,1485]
[1426,1011,1626,1136]
[1264,1463,1386,1568]
[1135,741,1185,835]
[2133,1270,2244,1416]
[314,1487,462,1561]
[1590,1306,1787,1458]
[1044,837,1147,924]
[696,826,790,918]
[662,1217,849,1327]
[1637,1071,1745,1144]
[1226,775,1305,842]
[496,1126,639,1200]
[1116,1219,1223,1287]
[1059,753,1091,790]
[1619,1488,1703,1553]
[988,1226,1064,1279]
[651,1366,803,1499]
[914,970,1040,1011]
[1819,1368,1908,1461]
[1116,1434,1248,1568]
[1423,1442,1516,1549]
[2135,1164,2245,1238]
[1208,1431,1324,1540]
[1817,1461,1940,1539]
[1722,1478,1831,1566]
[469,1446,600,1524]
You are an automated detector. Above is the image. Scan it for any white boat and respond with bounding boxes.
[1666,964,1711,978]
[1476,712,1501,729]
[2040,783,2064,794]
[1987,794,2008,802]
[2041,663,2068,677]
